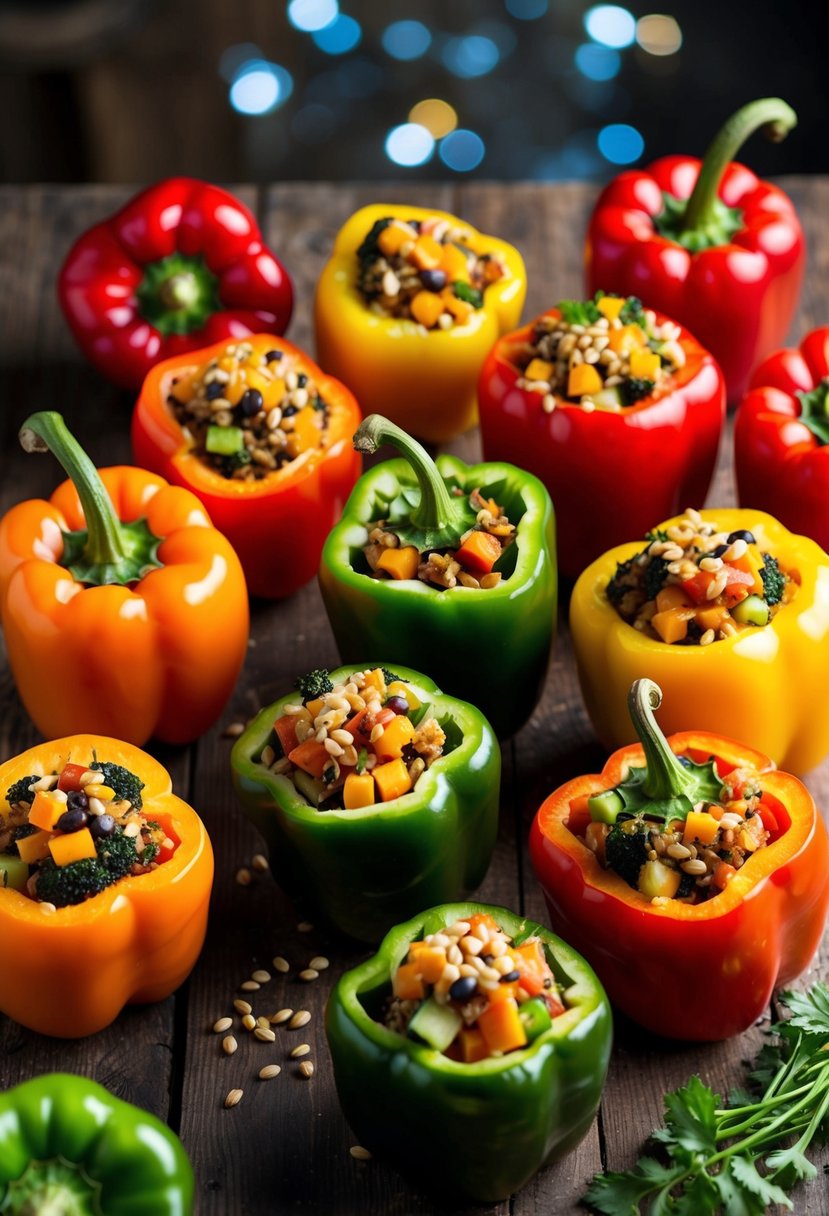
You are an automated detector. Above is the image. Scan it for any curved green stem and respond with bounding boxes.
[680,98,797,237]
[20,412,125,566]
[628,679,699,802]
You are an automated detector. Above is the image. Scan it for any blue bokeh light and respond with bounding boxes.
[574,43,621,80]
[229,61,293,115]
[505,0,548,18]
[584,5,636,48]
[439,129,486,173]
[385,123,435,167]
[312,13,361,54]
[442,35,500,78]
[219,43,262,83]
[287,0,338,32]
[381,20,432,61]
[597,122,644,163]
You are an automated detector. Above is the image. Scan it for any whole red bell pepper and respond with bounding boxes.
[478,306,724,580]
[735,327,829,552]
[585,99,804,404]
[58,178,294,391]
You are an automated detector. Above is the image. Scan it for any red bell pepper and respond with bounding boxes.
[585,99,804,404]
[735,327,829,552]
[478,307,724,581]
[58,178,293,391]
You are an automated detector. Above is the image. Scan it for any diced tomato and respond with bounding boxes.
[58,763,89,792]
[513,940,549,997]
[345,706,396,744]
[153,814,180,864]
[273,716,298,757]
[682,566,754,607]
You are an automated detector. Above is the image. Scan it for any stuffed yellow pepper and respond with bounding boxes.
[314,204,526,443]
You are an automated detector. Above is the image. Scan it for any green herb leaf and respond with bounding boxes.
[662,1076,719,1157]
[584,1158,682,1216]
[764,1143,817,1188]
[452,281,484,308]
[558,297,602,326]
[619,296,647,328]
[779,983,829,1036]
[731,1156,794,1207]
[356,748,368,776]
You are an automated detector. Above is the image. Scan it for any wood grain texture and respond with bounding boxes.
[0,181,827,1214]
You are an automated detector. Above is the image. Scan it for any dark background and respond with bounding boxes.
[0,0,823,185]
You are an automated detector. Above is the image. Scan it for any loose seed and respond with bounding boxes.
[224,1089,244,1108]
[297,921,314,932]
[252,853,269,873]
[236,868,252,886]
[240,980,260,992]
[299,968,319,982]
[289,1010,311,1029]
[242,1013,256,1031]
[290,1043,311,1058]
[251,969,271,983]
[350,1146,372,1161]
[298,1062,315,1079]
[213,1017,233,1033]
[309,956,330,971]
[259,1065,282,1080]
[222,1035,238,1055]
[255,1027,277,1043]
[270,1008,294,1025]
[234,999,252,1015]
[273,957,290,974]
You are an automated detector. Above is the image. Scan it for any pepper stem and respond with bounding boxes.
[627,679,698,802]
[159,271,200,311]
[20,412,126,566]
[679,98,797,237]
[353,414,461,533]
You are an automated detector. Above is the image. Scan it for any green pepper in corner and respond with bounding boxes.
[326,902,612,1204]
[0,1073,194,1215]
[318,415,557,739]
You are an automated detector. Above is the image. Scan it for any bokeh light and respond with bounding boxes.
[229,61,293,115]
[440,129,486,172]
[287,0,338,33]
[409,99,458,139]
[636,14,683,55]
[598,122,644,163]
[219,43,262,83]
[505,0,548,18]
[312,14,361,54]
[584,5,636,48]
[381,20,432,61]
[575,43,621,80]
[385,123,435,167]
[442,35,500,78]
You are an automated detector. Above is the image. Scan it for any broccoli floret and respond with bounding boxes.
[760,553,786,606]
[356,217,392,269]
[605,821,650,889]
[381,668,401,686]
[6,775,38,809]
[606,555,638,606]
[296,669,334,702]
[620,378,655,406]
[36,858,112,907]
[619,296,646,328]
[644,555,669,601]
[223,448,252,473]
[96,831,142,879]
[90,761,144,809]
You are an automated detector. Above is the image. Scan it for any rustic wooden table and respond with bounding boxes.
[1,179,828,1216]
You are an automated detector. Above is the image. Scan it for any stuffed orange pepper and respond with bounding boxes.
[0,736,213,1038]
[132,333,361,598]
[314,204,526,443]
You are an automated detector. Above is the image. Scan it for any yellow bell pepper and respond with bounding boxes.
[314,204,526,444]
[570,509,829,773]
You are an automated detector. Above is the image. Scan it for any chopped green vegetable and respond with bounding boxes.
[760,554,786,606]
[620,378,656,407]
[452,281,484,309]
[90,761,144,810]
[205,425,244,456]
[296,669,334,702]
[619,296,647,328]
[558,298,602,326]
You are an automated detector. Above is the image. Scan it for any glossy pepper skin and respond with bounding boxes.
[58,177,293,390]
[0,1074,194,1214]
[479,308,725,580]
[314,203,526,443]
[530,717,829,1041]
[132,333,362,598]
[586,100,804,403]
[319,418,556,739]
[0,736,213,1038]
[735,327,829,551]
[326,902,612,1203]
[231,666,500,944]
[570,509,829,773]
[0,412,248,745]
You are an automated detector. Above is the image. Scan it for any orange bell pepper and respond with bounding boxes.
[131,333,362,598]
[0,412,248,746]
[0,735,213,1038]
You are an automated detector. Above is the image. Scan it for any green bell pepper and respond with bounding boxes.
[326,902,612,1204]
[318,415,557,739]
[231,665,500,944]
[0,1073,194,1215]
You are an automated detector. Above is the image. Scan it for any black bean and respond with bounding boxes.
[238,389,263,418]
[297,373,308,388]
[56,807,88,833]
[711,544,729,558]
[66,789,88,812]
[385,696,409,716]
[89,814,116,839]
[500,970,520,984]
[265,349,283,362]
[481,954,494,964]
[448,976,478,1003]
[727,530,756,545]
[419,268,447,292]
[283,404,298,418]
[205,382,225,400]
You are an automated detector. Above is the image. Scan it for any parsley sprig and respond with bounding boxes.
[585,983,829,1214]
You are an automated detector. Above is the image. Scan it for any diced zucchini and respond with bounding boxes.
[638,859,681,900]
[0,855,30,893]
[293,770,325,807]
[587,788,625,824]
[408,996,462,1051]
[206,425,244,456]
[731,594,770,627]
[592,387,623,411]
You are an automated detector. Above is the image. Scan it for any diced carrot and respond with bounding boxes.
[392,963,425,1001]
[608,324,646,354]
[285,405,321,458]
[567,794,592,836]
[378,223,411,257]
[224,376,245,406]
[376,546,419,580]
[410,234,443,270]
[486,981,519,1004]
[629,348,661,380]
[410,291,445,328]
[49,827,97,867]
[683,811,720,847]
[28,790,66,832]
[524,358,554,382]
[274,716,299,757]
[478,997,528,1054]
[288,740,330,779]
[442,293,474,323]
[460,1027,489,1063]
[260,376,286,409]
[58,763,88,793]
[567,363,603,397]
[455,530,503,576]
[440,244,471,282]
[713,861,737,890]
[706,803,725,821]
[655,585,692,612]
[373,714,415,762]
[343,773,375,810]
[170,370,198,404]
[372,758,413,802]
[597,295,624,322]
[17,829,52,864]
[245,369,270,396]
[513,940,549,997]
[651,609,688,644]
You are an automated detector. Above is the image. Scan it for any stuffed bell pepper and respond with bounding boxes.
[58,177,293,390]
[0,736,213,1038]
[735,326,829,551]
[314,204,526,442]
[530,679,829,1041]
[571,507,829,773]
[586,98,804,402]
[132,332,362,597]
[326,902,611,1203]
[318,416,556,738]
[232,665,499,944]
[478,291,725,579]
[0,411,248,745]
[0,1074,194,1215]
